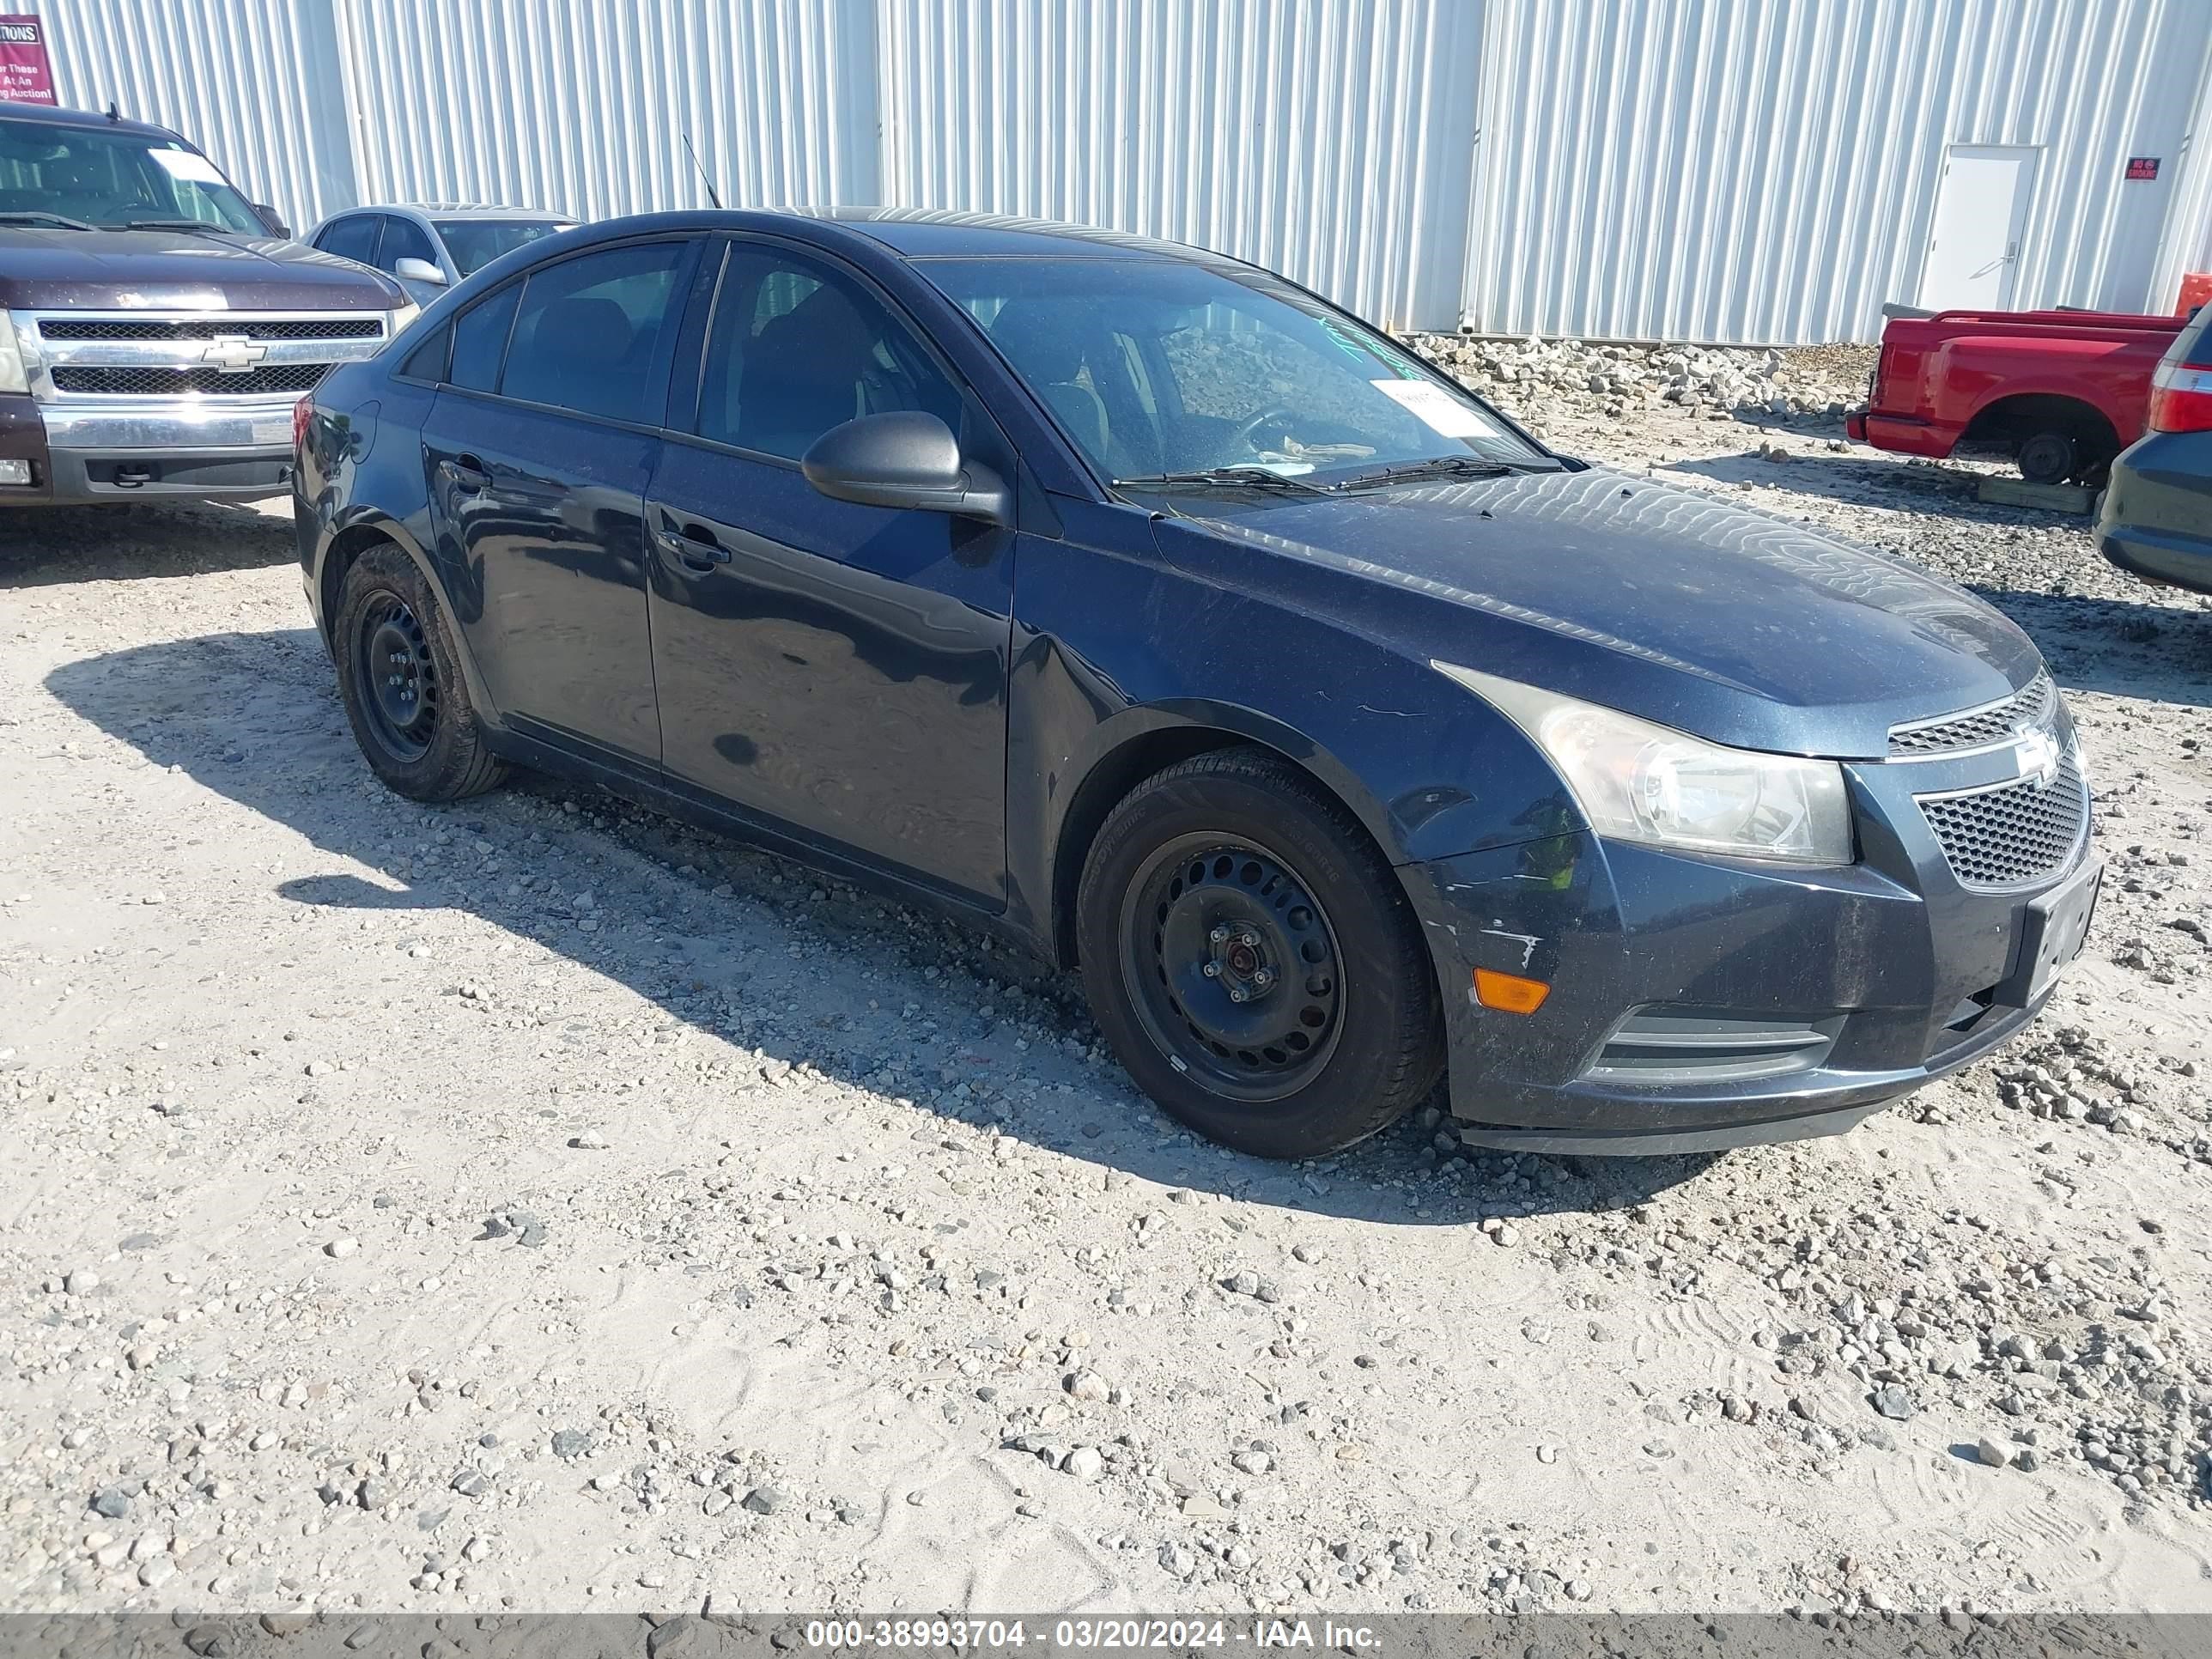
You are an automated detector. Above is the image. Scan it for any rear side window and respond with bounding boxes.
[317,215,380,263]
[2174,307,2212,368]
[448,283,520,392]
[398,323,450,382]
[500,241,689,424]
[378,215,438,273]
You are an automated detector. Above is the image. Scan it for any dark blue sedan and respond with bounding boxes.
[292,210,2100,1159]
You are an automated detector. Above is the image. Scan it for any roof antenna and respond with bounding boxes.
[104,100,119,122]
[681,133,722,210]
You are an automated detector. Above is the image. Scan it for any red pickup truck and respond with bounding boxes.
[1846,307,2189,485]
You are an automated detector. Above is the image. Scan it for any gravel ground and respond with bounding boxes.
[3,350,2210,1621]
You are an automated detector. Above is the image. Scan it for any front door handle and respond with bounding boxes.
[654,520,731,571]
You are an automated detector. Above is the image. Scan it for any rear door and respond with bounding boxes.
[419,236,700,771]
[643,235,1016,905]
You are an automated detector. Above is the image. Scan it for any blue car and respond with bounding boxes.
[292,210,2100,1159]
[2099,304,2212,592]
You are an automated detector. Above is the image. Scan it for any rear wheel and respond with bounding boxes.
[333,544,505,801]
[1076,747,1443,1158]
[2016,429,2077,486]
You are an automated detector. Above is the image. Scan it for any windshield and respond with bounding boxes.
[921,257,1547,487]
[0,117,263,233]
[434,217,567,276]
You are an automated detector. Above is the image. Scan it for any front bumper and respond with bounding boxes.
[0,395,301,503]
[1403,744,2096,1155]
[2097,431,2212,594]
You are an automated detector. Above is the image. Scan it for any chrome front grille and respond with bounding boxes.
[1917,754,2089,889]
[15,308,389,404]
[1889,673,2057,757]
[36,316,381,343]
[51,363,329,398]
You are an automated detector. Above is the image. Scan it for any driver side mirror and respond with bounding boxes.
[393,256,448,286]
[252,203,289,238]
[800,411,1012,526]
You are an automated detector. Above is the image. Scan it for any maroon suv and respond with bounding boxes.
[0,100,413,505]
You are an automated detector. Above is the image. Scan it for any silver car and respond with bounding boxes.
[307,204,574,304]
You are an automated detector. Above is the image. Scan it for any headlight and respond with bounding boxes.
[1435,662,1855,866]
[387,302,421,338]
[0,314,27,395]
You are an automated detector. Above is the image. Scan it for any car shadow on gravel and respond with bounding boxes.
[1,501,296,586]
[1972,587,2212,708]
[1664,450,2080,526]
[47,629,1723,1228]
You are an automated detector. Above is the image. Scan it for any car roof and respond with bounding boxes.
[816,207,1223,263]
[0,99,182,143]
[347,204,574,222]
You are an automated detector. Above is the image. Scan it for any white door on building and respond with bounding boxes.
[1919,144,2039,312]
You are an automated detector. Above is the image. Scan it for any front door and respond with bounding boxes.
[645,238,1015,906]
[1919,144,2039,311]
[420,237,696,768]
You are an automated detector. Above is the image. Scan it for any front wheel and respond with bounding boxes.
[1076,747,1443,1159]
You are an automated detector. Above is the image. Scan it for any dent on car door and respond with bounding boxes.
[419,238,699,769]
[643,237,1016,906]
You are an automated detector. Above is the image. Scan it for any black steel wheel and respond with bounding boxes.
[332,543,506,802]
[354,592,440,763]
[2017,429,2076,486]
[1121,834,1345,1102]
[1077,745,1443,1159]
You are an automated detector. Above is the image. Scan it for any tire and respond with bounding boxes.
[332,543,506,802]
[1076,746,1443,1159]
[2017,430,2076,487]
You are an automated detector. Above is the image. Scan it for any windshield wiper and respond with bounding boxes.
[1114,466,1333,495]
[112,218,231,234]
[0,210,96,230]
[1338,454,1557,489]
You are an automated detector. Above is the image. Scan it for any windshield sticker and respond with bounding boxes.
[1316,318,1370,364]
[149,148,227,185]
[1370,378,1504,438]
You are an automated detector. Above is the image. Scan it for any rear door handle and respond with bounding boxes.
[654,519,731,571]
[441,454,491,493]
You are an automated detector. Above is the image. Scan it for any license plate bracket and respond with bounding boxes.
[2001,859,2103,1007]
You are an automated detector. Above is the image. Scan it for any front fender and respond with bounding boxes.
[1006,519,1583,960]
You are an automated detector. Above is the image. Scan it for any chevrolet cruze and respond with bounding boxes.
[292,210,2101,1159]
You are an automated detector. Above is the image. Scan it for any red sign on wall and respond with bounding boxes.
[0,14,55,106]
[2126,157,2160,181]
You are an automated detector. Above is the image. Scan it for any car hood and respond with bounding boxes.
[1147,465,2045,760]
[0,226,404,311]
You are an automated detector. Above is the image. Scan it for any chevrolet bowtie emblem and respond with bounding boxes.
[201,334,268,373]
[2013,726,2061,788]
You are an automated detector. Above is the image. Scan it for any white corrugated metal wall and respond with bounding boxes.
[330,0,880,220]
[35,0,358,227]
[1463,0,2212,342]
[875,0,1485,329]
[18,0,2212,341]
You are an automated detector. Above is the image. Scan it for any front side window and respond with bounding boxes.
[921,258,1547,487]
[436,218,566,277]
[0,116,264,233]
[499,241,688,424]
[315,215,380,263]
[378,215,439,273]
[695,244,963,460]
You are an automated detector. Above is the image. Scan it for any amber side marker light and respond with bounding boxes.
[1474,968,1550,1014]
